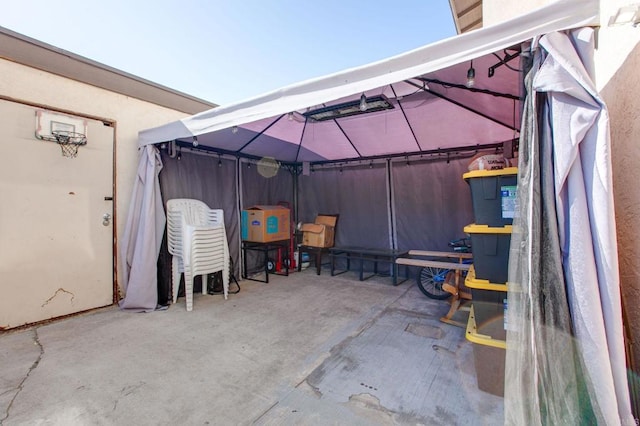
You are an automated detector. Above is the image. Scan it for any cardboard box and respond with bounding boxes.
[300,215,338,248]
[241,205,290,243]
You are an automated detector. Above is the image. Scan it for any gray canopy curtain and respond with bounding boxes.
[504,28,634,425]
[119,145,165,311]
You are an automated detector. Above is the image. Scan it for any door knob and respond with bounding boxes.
[102,213,111,226]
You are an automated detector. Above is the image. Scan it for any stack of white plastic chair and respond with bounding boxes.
[167,199,229,311]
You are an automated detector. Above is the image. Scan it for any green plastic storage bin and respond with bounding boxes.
[465,265,507,327]
[464,224,512,284]
[466,305,506,397]
[463,167,518,227]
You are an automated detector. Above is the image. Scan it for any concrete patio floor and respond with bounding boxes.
[0,269,503,425]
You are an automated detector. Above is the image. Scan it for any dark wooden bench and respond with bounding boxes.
[329,246,410,285]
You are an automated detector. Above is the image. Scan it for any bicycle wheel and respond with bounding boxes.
[416,266,452,300]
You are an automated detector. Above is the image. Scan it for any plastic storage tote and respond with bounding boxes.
[466,305,506,396]
[465,264,507,327]
[463,167,518,227]
[464,224,512,284]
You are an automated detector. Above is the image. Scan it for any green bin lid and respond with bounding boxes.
[463,167,518,180]
[465,305,507,349]
[465,265,508,290]
[464,224,513,234]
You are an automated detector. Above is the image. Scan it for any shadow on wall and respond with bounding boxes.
[600,40,640,408]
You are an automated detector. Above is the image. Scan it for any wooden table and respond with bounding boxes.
[396,250,473,327]
[329,246,410,285]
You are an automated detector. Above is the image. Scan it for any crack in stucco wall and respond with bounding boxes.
[0,328,43,425]
[41,288,75,307]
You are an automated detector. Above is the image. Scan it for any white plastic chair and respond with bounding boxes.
[167,199,229,311]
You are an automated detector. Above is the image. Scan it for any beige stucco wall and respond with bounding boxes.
[483,0,552,27]
[0,58,191,299]
[597,1,640,369]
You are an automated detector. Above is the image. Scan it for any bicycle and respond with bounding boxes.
[416,237,472,300]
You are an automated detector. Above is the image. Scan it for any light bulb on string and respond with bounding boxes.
[359,94,368,112]
[466,60,476,88]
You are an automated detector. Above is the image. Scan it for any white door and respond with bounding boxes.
[0,100,114,329]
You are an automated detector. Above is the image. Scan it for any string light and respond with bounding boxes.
[466,60,476,88]
[359,94,368,112]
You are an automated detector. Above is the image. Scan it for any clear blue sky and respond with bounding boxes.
[2,1,456,105]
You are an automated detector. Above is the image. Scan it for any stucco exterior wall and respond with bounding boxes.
[0,58,190,298]
[483,0,551,27]
[597,1,640,369]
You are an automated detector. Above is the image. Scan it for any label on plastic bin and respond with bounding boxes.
[501,185,517,219]
[504,298,508,331]
[504,297,521,332]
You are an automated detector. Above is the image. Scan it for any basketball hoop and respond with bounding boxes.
[52,130,87,158]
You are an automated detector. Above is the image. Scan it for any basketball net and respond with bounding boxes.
[53,131,87,158]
